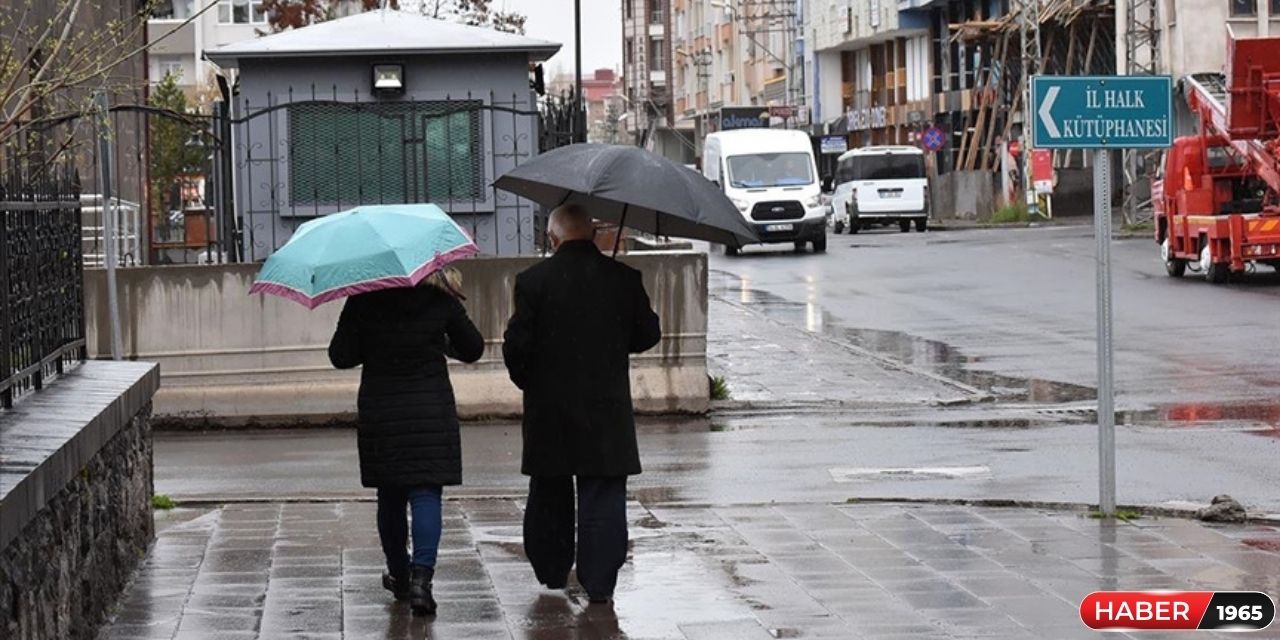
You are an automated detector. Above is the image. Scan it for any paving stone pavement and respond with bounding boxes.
[100,500,1280,640]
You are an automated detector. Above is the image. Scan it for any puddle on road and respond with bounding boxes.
[711,272,1094,404]
[1120,401,1280,439]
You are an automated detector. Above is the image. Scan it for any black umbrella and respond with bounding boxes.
[493,143,759,252]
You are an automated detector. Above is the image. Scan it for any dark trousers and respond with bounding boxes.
[523,476,628,598]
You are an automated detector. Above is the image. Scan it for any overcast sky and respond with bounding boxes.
[499,0,622,77]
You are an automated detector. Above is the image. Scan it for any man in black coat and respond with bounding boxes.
[503,203,662,603]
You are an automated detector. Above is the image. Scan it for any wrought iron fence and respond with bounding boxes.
[228,88,582,262]
[12,90,582,266]
[0,161,86,408]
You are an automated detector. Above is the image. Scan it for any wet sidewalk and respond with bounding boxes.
[102,500,1280,640]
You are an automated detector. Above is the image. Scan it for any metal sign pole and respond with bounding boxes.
[1094,147,1116,515]
[96,92,123,361]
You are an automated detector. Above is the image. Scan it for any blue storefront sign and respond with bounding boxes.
[1031,75,1173,149]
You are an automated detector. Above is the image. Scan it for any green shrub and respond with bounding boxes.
[709,375,731,401]
[152,494,176,510]
[990,202,1031,224]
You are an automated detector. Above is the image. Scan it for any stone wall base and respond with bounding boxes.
[0,407,154,640]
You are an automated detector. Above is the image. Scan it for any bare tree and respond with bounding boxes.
[0,0,209,161]
[262,0,525,34]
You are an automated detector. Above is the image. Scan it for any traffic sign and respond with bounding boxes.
[1032,75,1173,149]
[921,126,945,152]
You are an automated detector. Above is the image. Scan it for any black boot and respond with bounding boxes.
[409,565,437,616]
[381,567,409,601]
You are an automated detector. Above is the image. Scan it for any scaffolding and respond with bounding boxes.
[1122,0,1162,224]
[940,0,1116,174]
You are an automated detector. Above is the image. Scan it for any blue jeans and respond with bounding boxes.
[376,485,443,572]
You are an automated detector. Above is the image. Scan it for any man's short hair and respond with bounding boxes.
[549,203,595,241]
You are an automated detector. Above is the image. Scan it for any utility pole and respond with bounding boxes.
[95,91,123,361]
[574,0,585,143]
[1019,0,1042,216]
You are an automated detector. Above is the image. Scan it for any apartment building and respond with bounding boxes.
[809,1,932,149]
[669,0,802,153]
[622,0,692,158]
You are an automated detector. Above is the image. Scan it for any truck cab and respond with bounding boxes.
[702,129,828,254]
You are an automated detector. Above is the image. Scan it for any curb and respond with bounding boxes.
[162,495,1280,526]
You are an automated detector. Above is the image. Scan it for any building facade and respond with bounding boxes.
[809,1,932,150]
[622,0,689,158]
[550,68,626,143]
[667,0,804,156]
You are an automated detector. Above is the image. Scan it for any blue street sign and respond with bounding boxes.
[1031,76,1173,149]
[921,126,946,152]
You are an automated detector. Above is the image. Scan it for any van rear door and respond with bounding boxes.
[851,153,927,213]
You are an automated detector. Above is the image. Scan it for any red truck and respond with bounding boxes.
[1154,34,1280,283]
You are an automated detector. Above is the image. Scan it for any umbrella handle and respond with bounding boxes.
[612,204,628,258]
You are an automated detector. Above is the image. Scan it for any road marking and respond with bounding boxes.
[829,466,992,482]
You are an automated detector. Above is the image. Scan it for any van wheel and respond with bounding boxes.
[915,219,928,232]
[899,220,911,233]
[834,220,845,234]
[724,244,739,256]
[812,235,827,253]
[793,241,808,253]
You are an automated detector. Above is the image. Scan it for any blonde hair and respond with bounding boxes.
[421,267,464,298]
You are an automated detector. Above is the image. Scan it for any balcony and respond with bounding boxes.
[147,19,196,56]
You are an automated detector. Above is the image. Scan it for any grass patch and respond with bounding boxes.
[990,202,1031,225]
[152,494,176,510]
[1121,221,1154,234]
[1089,508,1142,522]
[709,375,731,401]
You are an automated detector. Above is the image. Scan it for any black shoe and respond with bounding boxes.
[409,565,437,616]
[587,593,612,605]
[381,568,410,601]
[543,579,568,590]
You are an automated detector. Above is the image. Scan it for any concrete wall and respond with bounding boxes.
[932,171,997,220]
[83,253,709,425]
[0,362,158,640]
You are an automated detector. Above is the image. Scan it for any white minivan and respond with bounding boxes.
[702,129,828,254]
[831,146,930,233]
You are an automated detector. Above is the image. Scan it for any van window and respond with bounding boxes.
[726,153,814,188]
[843,154,926,181]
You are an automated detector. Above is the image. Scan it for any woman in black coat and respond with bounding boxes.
[328,268,484,616]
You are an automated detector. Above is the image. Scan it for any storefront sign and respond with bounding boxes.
[718,107,770,131]
[769,105,795,119]
[847,106,887,131]
[818,135,849,155]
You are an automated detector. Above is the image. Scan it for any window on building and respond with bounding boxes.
[650,38,666,71]
[651,0,665,25]
[218,0,266,24]
[157,57,185,80]
[1231,0,1257,16]
[1272,0,1280,16]
[288,101,483,207]
[625,0,633,19]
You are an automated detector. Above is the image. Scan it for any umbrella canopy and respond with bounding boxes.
[493,143,759,247]
[249,204,477,309]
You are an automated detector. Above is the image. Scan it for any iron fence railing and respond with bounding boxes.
[0,162,86,408]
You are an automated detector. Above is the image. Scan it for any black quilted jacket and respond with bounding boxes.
[328,286,484,488]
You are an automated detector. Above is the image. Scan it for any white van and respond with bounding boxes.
[702,129,827,254]
[831,146,930,233]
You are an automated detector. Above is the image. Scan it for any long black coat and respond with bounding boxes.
[328,286,485,488]
[502,240,662,477]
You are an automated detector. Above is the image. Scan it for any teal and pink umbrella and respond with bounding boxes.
[249,204,478,309]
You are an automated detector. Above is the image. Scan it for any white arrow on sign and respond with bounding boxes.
[1038,86,1061,139]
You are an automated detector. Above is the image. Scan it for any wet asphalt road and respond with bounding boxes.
[155,225,1280,513]
[709,225,1280,409]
